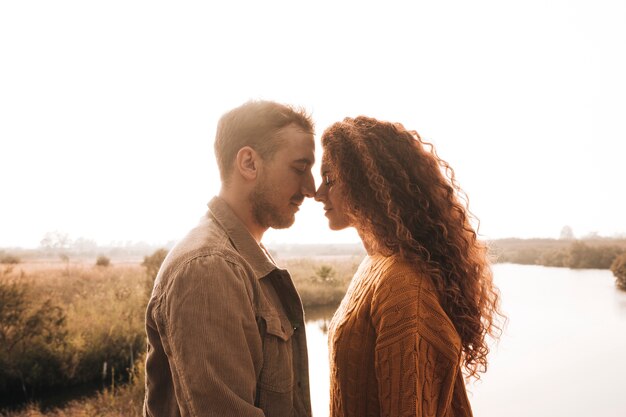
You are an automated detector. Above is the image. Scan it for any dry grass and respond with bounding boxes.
[0,261,148,396]
[1,256,361,416]
[282,256,361,307]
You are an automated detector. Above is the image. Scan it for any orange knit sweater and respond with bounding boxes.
[328,255,473,417]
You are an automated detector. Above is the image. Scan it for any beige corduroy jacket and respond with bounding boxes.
[144,196,311,417]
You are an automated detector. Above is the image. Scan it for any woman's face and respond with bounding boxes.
[314,161,352,230]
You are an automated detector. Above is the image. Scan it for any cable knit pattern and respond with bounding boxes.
[328,255,473,417]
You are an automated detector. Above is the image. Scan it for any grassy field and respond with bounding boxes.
[3,236,626,415]
[0,260,148,413]
[0,254,359,416]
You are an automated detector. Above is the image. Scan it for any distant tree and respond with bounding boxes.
[95,255,111,267]
[583,231,600,239]
[611,253,626,291]
[40,231,72,253]
[73,237,98,253]
[559,225,574,240]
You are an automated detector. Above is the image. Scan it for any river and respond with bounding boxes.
[303,263,626,417]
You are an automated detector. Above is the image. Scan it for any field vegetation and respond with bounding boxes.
[2,236,625,416]
[0,261,147,411]
[0,252,359,416]
[611,253,626,290]
[489,237,626,270]
[280,256,360,307]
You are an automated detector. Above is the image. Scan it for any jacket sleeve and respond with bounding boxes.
[372,270,459,417]
[159,255,265,417]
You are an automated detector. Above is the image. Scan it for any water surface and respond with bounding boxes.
[304,264,626,417]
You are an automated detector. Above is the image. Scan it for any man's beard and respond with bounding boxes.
[250,176,297,229]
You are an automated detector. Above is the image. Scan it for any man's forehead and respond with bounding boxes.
[292,149,315,166]
[276,124,314,138]
[277,128,315,160]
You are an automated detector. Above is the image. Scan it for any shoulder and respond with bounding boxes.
[154,218,257,299]
[170,214,245,266]
[370,256,423,308]
[159,215,250,280]
[371,256,462,360]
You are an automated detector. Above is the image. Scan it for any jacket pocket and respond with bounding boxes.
[258,313,294,393]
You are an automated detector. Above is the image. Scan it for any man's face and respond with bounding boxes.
[250,124,316,229]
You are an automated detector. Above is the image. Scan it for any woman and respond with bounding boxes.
[315,116,503,417]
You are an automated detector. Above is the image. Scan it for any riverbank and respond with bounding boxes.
[489,237,626,269]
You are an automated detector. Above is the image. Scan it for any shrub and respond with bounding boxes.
[95,255,111,267]
[538,249,568,267]
[611,253,626,291]
[0,278,67,397]
[0,263,149,402]
[0,254,20,264]
[568,241,623,269]
[313,265,337,283]
[142,249,168,280]
[142,248,168,296]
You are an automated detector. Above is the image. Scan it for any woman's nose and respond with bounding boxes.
[314,185,326,202]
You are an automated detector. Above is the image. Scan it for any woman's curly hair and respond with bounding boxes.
[321,116,503,379]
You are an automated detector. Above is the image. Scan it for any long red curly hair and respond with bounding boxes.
[321,116,503,379]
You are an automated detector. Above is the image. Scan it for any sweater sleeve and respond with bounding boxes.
[372,267,460,417]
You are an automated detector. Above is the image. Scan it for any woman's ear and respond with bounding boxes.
[235,146,260,181]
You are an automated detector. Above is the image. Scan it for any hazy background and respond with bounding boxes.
[1,0,625,248]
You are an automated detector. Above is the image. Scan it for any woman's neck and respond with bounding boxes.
[357,229,376,256]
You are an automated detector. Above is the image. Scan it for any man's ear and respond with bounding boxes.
[235,146,260,181]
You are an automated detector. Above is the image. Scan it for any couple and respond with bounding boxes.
[144,101,501,417]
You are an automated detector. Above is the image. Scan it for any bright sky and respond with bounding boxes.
[1,0,625,248]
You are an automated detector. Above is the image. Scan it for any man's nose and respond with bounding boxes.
[301,171,316,198]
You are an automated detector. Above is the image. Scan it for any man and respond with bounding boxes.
[144,100,316,417]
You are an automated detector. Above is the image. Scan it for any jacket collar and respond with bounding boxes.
[207,196,277,280]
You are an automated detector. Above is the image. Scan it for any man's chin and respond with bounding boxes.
[270,214,296,230]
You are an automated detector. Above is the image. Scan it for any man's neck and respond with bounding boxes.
[218,189,266,243]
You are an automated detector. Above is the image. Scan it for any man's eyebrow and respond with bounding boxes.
[293,157,314,165]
